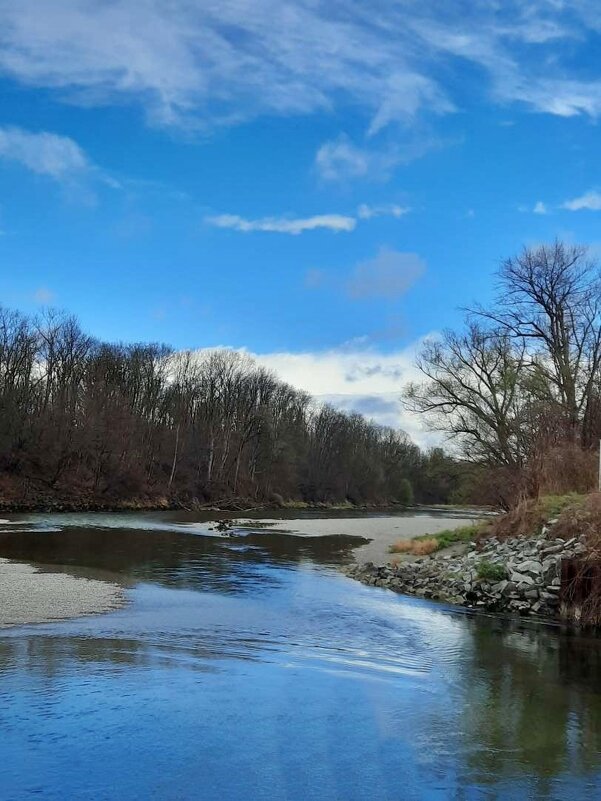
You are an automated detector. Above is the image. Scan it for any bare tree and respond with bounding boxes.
[475,241,601,445]
[405,324,528,469]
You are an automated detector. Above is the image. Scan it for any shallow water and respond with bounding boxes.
[0,510,600,801]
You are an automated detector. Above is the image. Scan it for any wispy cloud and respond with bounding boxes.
[33,287,56,304]
[347,248,426,299]
[0,126,89,180]
[306,248,426,299]
[533,201,548,215]
[205,203,411,235]
[1,1,599,137]
[357,203,410,220]
[205,213,356,235]
[315,133,443,182]
[562,190,601,211]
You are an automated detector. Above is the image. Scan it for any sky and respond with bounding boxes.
[1,1,601,445]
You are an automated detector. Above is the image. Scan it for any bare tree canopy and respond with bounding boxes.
[476,241,601,444]
[405,324,527,467]
[0,304,458,508]
[405,241,601,504]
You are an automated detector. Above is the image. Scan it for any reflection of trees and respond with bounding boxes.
[0,629,272,682]
[458,616,601,797]
[0,524,363,595]
[0,635,148,682]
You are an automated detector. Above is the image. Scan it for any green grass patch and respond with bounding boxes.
[476,560,506,582]
[538,493,584,519]
[389,523,484,555]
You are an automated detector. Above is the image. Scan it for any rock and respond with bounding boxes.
[346,526,586,624]
[515,560,543,575]
[510,571,535,586]
[541,543,565,556]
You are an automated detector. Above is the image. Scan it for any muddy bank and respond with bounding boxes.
[0,558,126,628]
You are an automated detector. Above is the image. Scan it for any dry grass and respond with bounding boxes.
[390,537,440,556]
[389,524,483,557]
[487,494,583,540]
[554,492,601,555]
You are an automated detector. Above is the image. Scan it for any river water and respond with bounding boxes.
[0,510,600,801]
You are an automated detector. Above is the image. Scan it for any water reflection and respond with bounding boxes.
[458,617,601,794]
[0,524,366,594]
[0,513,599,800]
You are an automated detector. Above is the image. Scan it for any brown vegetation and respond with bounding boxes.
[0,306,464,509]
[405,241,601,508]
[390,537,439,556]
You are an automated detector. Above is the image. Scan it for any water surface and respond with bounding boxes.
[0,510,599,800]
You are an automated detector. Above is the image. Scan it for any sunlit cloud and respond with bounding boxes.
[193,339,440,447]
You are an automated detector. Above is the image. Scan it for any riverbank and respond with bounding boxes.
[0,558,126,628]
[0,497,418,514]
[345,494,601,625]
[345,534,586,620]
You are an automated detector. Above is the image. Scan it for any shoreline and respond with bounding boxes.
[0,558,126,629]
[0,498,492,515]
[344,531,588,624]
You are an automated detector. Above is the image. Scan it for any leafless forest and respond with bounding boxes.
[0,307,461,509]
[2,241,597,511]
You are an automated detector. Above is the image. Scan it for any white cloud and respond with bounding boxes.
[1,1,599,137]
[0,1,452,131]
[347,248,426,299]
[357,204,410,220]
[315,134,442,182]
[502,78,601,119]
[0,126,89,179]
[533,201,548,215]
[205,205,411,235]
[197,340,439,447]
[367,73,455,136]
[562,190,601,211]
[205,213,356,235]
[315,137,381,182]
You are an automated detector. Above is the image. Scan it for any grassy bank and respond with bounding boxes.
[390,523,485,556]
[390,494,590,557]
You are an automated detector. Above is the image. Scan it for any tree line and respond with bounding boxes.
[406,241,601,507]
[0,306,458,508]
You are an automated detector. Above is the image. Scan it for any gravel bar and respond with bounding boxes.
[0,558,126,628]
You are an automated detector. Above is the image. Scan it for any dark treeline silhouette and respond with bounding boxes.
[406,241,601,507]
[0,306,459,509]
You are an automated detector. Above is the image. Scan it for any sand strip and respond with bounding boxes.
[0,558,126,628]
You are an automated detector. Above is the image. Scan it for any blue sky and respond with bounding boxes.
[1,1,601,441]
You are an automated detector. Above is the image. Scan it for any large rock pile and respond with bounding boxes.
[345,529,588,619]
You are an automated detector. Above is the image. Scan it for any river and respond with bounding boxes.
[0,509,599,800]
